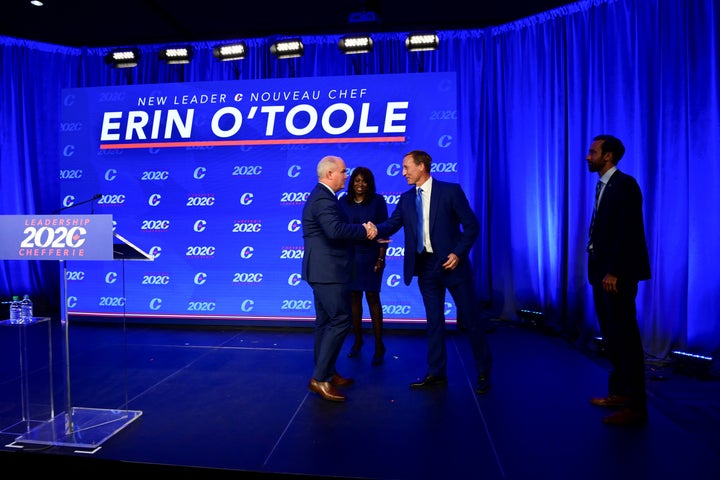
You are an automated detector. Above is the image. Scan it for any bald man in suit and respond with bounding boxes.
[302,155,377,402]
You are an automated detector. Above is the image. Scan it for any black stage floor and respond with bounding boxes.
[1,319,719,479]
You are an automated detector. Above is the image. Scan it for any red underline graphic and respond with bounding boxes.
[100,136,406,149]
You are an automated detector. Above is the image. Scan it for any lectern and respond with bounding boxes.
[0,214,153,448]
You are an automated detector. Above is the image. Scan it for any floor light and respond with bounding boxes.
[670,350,714,378]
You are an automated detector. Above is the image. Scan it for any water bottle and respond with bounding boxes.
[20,294,33,323]
[9,295,22,323]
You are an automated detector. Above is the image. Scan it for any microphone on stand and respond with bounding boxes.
[52,193,102,214]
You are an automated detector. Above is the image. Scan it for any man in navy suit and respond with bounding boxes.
[376,150,492,394]
[302,155,377,402]
[586,135,651,425]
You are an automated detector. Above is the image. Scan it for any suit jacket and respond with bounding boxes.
[302,183,368,284]
[588,169,651,286]
[377,179,479,286]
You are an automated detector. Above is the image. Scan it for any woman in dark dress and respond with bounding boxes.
[340,166,389,365]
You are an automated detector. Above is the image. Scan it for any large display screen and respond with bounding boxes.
[59,73,460,325]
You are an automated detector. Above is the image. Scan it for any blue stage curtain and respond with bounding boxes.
[1,0,718,361]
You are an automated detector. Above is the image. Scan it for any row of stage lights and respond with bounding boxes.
[105,33,440,68]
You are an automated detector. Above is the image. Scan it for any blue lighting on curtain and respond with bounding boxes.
[1,0,718,364]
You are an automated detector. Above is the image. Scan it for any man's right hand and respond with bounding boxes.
[363,222,377,240]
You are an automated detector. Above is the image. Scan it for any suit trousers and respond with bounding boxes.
[310,282,353,382]
[592,281,647,411]
[416,252,492,377]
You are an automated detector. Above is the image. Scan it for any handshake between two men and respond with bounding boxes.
[362,221,378,240]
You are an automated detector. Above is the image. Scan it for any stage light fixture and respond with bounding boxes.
[213,42,248,61]
[405,33,439,52]
[159,46,193,64]
[348,10,379,24]
[516,308,544,327]
[592,336,606,355]
[338,35,373,54]
[671,350,713,362]
[270,39,304,59]
[670,350,714,378]
[104,48,140,68]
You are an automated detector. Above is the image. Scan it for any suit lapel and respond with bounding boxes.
[428,181,440,230]
[599,171,619,212]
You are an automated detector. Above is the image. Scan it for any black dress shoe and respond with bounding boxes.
[347,342,363,358]
[475,374,491,395]
[371,346,386,366]
[410,375,448,389]
[309,379,346,402]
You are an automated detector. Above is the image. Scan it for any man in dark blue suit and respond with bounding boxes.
[302,155,377,402]
[376,150,492,394]
[586,135,651,425]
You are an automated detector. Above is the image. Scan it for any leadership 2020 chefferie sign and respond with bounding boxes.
[0,215,113,260]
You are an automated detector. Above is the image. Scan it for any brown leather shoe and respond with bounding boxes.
[602,407,648,426]
[309,379,346,402]
[330,373,355,388]
[590,394,630,407]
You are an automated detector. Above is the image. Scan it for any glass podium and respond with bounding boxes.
[15,406,143,449]
[1,215,152,449]
[0,316,54,436]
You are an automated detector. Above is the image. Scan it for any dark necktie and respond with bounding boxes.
[416,187,424,253]
[587,180,602,251]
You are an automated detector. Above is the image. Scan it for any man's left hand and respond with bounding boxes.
[442,253,459,270]
[602,273,618,293]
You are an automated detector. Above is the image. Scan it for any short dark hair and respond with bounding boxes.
[345,166,377,205]
[405,149,432,171]
[593,134,625,164]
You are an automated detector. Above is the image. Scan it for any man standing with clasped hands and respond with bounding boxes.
[302,155,377,402]
[375,150,492,395]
